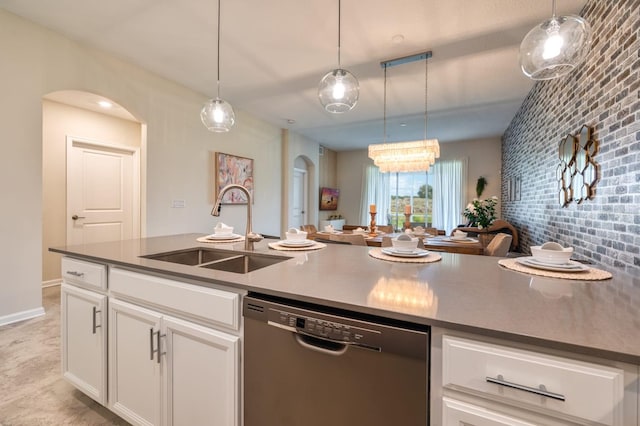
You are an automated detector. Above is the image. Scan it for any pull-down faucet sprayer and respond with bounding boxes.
[211,184,262,251]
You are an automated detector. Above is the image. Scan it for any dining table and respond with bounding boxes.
[363,232,484,255]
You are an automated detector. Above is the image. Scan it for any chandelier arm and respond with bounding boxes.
[424,54,428,141]
[383,64,387,144]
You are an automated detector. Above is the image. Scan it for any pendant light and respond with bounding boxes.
[368,51,439,173]
[201,0,235,132]
[318,0,359,113]
[519,0,591,80]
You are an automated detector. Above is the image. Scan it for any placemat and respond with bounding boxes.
[368,248,442,263]
[196,236,244,243]
[498,258,612,281]
[268,242,327,251]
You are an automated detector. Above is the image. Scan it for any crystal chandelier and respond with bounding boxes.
[368,51,439,173]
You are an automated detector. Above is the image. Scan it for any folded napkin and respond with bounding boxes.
[214,222,234,234]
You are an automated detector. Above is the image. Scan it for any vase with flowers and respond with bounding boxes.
[463,196,498,229]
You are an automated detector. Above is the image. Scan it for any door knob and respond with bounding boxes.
[71,215,86,220]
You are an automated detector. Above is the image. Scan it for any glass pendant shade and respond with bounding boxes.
[519,14,591,80]
[200,97,235,132]
[318,68,359,113]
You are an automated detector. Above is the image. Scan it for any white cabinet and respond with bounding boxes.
[61,283,107,404]
[108,268,241,426]
[108,298,162,426]
[319,219,345,231]
[163,315,238,426]
[442,397,539,426]
[431,328,638,426]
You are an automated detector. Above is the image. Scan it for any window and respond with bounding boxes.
[362,158,467,234]
[388,171,432,230]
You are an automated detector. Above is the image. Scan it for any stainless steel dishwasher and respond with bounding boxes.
[243,294,429,426]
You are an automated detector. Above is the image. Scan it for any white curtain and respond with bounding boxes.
[360,165,390,225]
[431,158,467,234]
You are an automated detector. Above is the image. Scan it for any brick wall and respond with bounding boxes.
[502,0,640,274]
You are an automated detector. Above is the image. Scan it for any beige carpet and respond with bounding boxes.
[0,286,128,425]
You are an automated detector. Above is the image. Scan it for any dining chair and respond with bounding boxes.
[376,225,394,234]
[483,233,512,257]
[314,237,351,245]
[330,233,367,246]
[300,224,318,234]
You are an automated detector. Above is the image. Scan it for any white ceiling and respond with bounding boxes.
[1,0,587,151]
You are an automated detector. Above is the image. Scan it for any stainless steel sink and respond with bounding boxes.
[142,247,289,273]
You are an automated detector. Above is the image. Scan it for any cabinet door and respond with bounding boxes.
[162,315,239,426]
[61,284,107,404]
[109,299,162,426]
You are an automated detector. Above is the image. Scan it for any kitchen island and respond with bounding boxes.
[51,233,640,425]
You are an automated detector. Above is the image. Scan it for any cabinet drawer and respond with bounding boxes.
[109,268,240,330]
[442,336,624,425]
[443,397,537,426]
[61,257,107,291]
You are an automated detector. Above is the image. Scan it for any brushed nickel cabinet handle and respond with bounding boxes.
[92,306,101,334]
[486,374,565,401]
[66,271,85,277]
[150,328,155,361]
[156,331,166,364]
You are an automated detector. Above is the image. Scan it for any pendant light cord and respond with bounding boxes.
[216,0,221,98]
[337,0,342,68]
[551,0,557,18]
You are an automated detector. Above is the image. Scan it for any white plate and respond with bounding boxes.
[442,237,478,243]
[318,231,342,235]
[381,248,430,258]
[279,239,314,247]
[516,257,588,273]
[205,233,241,240]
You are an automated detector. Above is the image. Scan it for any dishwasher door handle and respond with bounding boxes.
[294,333,348,356]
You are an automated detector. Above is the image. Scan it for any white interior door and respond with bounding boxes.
[291,168,307,228]
[67,137,139,246]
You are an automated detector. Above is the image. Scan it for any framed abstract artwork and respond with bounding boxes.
[214,152,254,204]
[319,187,339,210]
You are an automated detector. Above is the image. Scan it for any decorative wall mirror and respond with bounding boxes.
[556,125,599,207]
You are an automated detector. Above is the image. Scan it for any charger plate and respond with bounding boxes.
[268,241,327,251]
[498,258,612,280]
[369,248,442,263]
[196,235,244,243]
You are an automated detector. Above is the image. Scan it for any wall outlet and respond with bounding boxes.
[171,199,186,208]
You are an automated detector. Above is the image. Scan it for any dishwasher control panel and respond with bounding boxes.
[268,307,380,346]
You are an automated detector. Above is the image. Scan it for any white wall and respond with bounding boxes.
[0,10,282,323]
[440,137,502,211]
[335,137,503,225]
[282,130,319,235]
[336,150,370,225]
[42,100,143,283]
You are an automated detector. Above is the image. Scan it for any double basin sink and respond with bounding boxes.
[142,247,289,274]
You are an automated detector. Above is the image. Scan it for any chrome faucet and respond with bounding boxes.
[211,184,263,251]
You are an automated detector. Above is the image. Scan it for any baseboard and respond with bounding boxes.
[42,278,62,288]
[0,306,45,327]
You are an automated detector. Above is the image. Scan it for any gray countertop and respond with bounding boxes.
[50,233,640,364]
